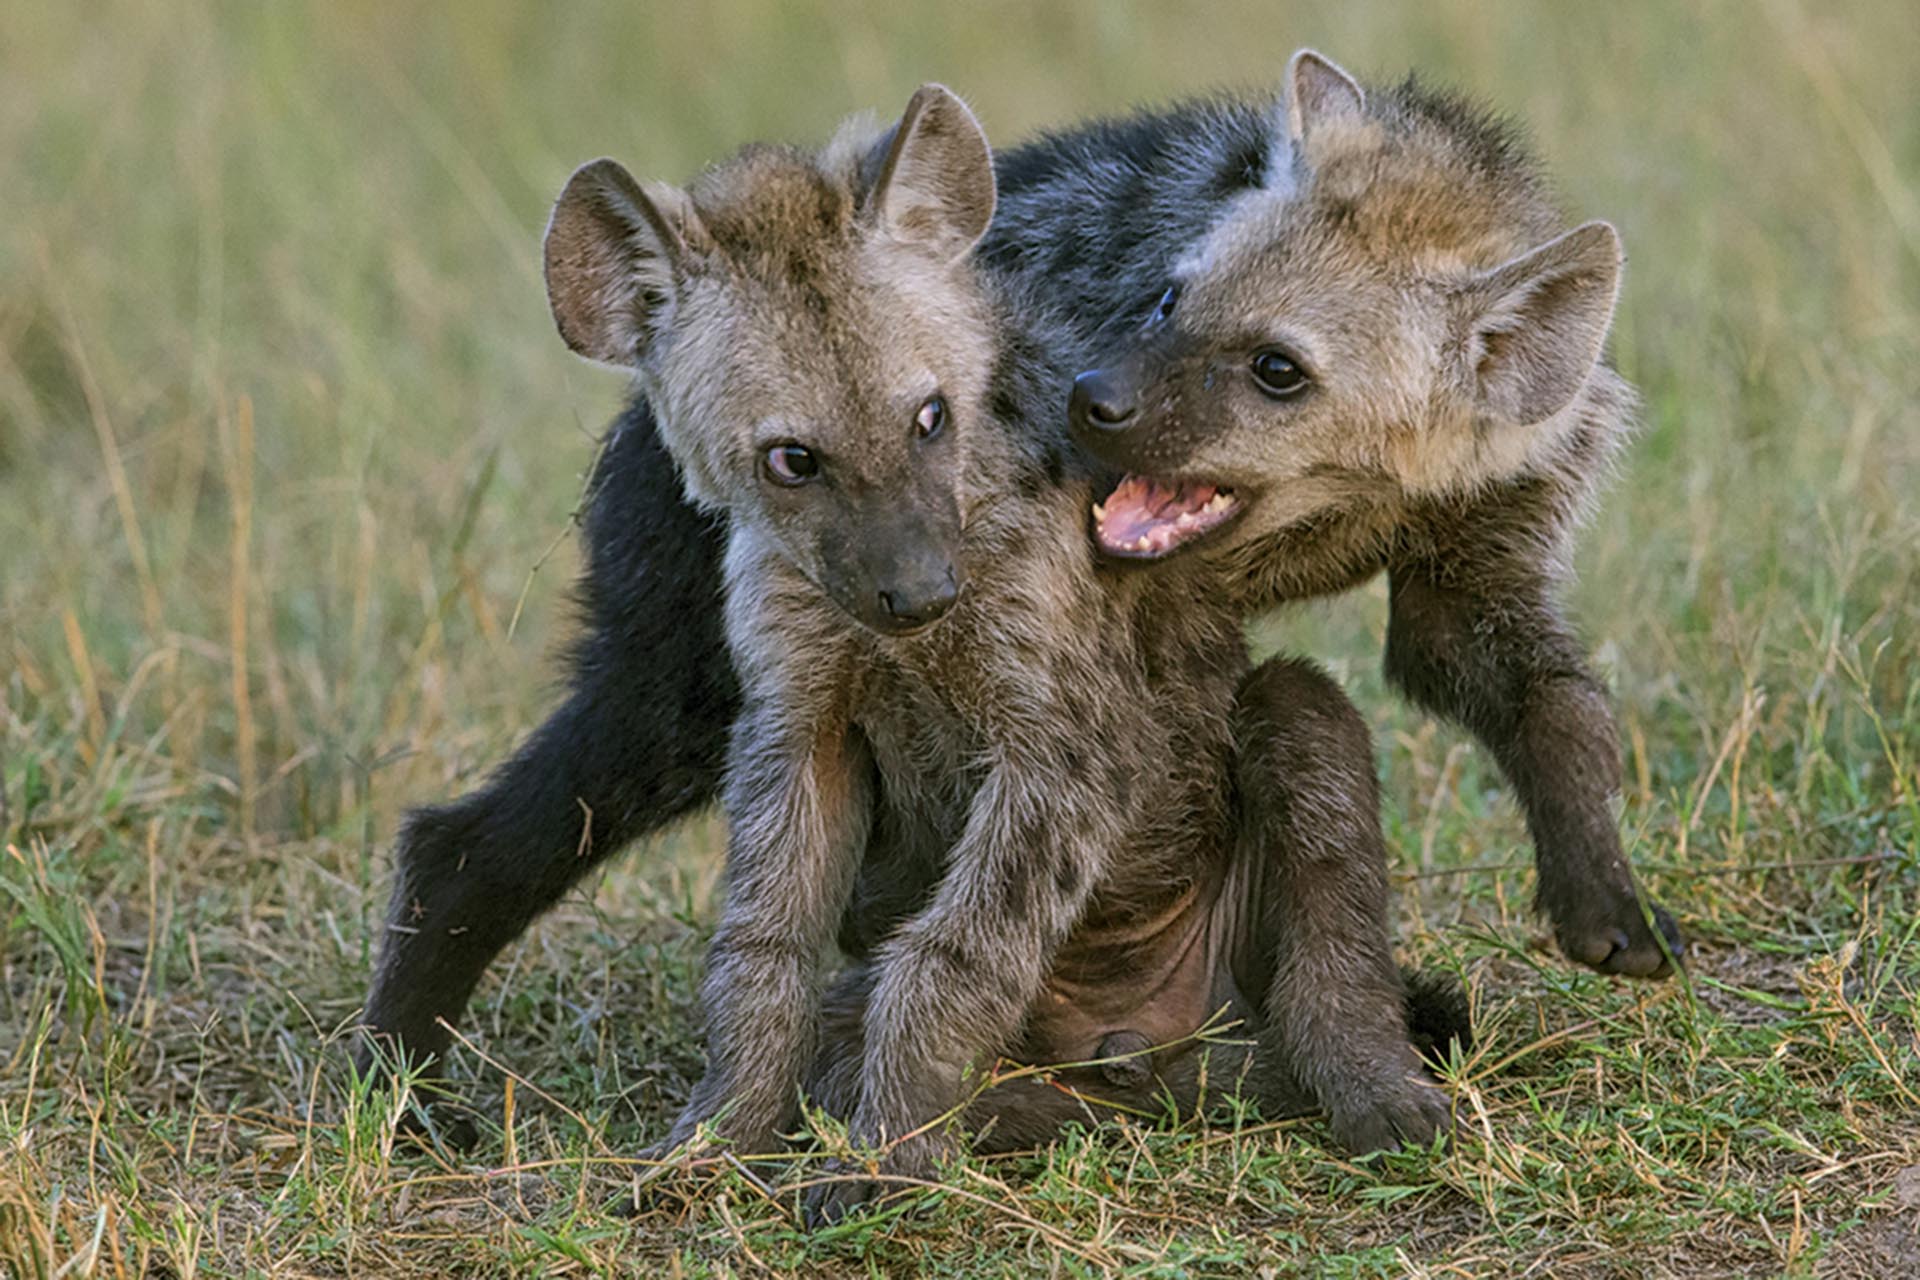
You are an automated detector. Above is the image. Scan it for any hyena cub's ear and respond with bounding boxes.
[1458,221,1624,427]
[544,159,708,365]
[1285,49,1366,142]
[864,84,996,263]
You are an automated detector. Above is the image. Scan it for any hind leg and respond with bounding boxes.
[792,656,1454,1162]
[359,407,736,1072]
[358,668,730,1072]
[808,962,1260,1158]
[1225,656,1451,1152]
[877,657,1450,1157]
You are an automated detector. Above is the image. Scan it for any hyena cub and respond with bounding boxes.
[542,86,1448,1221]
[1066,53,1683,977]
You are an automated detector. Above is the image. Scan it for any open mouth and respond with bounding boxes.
[1092,474,1243,559]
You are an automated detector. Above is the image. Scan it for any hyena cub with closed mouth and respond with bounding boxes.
[1067,53,1683,978]
[543,85,1451,1222]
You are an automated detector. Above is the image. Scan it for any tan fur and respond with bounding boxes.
[363,56,1663,1164]
[1073,53,1680,982]
[545,80,1454,1221]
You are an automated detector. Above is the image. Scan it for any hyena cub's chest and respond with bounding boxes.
[857,678,987,851]
[851,562,1111,839]
[1080,604,1248,903]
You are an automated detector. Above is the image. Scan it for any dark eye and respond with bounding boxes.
[914,394,947,441]
[1250,349,1309,398]
[1147,285,1178,329]
[763,443,821,486]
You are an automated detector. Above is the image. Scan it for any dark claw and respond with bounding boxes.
[390,1096,481,1153]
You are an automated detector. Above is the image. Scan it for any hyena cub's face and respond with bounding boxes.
[1070,51,1624,562]
[543,87,1000,635]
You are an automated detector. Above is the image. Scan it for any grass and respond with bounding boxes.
[2,0,1917,1275]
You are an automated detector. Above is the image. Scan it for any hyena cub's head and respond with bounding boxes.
[1070,50,1624,562]
[543,86,999,635]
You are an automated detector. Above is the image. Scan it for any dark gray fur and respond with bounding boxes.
[358,75,1386,1071]
[359,56,1674,1191]
[532,83,1450,1226]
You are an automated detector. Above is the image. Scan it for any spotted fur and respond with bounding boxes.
[532,85,1456,1224]
[1070,52,1682,977]
[356,55,1668,1190]
[357,73,1321,1083]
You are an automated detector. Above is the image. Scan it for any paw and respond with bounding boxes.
[1328,1074,1454,1155]
[799,1132,943,1230]
[648,1114,780,1164]
[350,1044,478,1153]
[802,1161,885,1228]
[393,1099,481,1153]
[657,1076,788,1162]
[1555,895,1685,979]
[629,1117,783,1214]
[626,1132,721,1215]
[638,1128,705,1165]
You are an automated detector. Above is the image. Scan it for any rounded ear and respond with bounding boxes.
[1285,49,1365,142]
[543,159,704,365]
[864,83,996,263]
[1458,221,1624,426]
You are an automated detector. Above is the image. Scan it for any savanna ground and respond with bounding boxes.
[2,2,1917,1276]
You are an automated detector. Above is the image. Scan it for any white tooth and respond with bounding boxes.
[1135,535,1152,551]
[1092,503,1107,521]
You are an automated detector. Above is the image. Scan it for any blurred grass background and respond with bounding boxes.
[2,2,1916,1275]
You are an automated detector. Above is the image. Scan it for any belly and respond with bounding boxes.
[1021,862,1252,1068]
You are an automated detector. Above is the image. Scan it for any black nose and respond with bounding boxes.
[1069,369,1136,433]
[878,567,959,629]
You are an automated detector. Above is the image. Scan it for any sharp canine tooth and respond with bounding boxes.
[1135,535,1151,551]
[1092,503,1106,521]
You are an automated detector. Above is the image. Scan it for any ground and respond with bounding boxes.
[2,2,1917,1276]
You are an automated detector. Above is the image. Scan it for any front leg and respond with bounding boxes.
[665,709,873,1155]
[1385,557,1683,977]
[806,762,1113,1224]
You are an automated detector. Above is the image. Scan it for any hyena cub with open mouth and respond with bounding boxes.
[543,86,1452,1222]
[1068,53,1684,977]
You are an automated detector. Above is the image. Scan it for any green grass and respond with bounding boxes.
[3,1,1917,1275]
